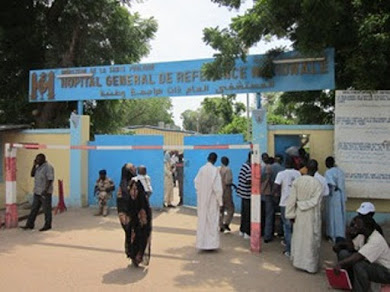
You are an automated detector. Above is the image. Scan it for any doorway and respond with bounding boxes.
[274,135,301,164]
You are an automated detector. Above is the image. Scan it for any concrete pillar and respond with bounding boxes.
[69,115,90,207]
[250,93,268,252]
[252,108,268,154]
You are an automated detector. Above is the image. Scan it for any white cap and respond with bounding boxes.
[357,202,375,215]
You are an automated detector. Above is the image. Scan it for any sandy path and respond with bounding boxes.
[0,204,338,292]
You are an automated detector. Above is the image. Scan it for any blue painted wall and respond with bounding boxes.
[88,133,250,211]
[88,135,164,208]
[184,134,250,212]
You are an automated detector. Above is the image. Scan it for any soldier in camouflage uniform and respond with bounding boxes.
[94,170,115,216]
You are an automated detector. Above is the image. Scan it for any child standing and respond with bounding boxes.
[136,165,153,198]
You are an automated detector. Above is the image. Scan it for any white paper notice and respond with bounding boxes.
[335,91,390,199]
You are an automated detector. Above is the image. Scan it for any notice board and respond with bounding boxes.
[335,90,390,199]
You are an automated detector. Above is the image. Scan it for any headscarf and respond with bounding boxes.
[120,163,136,197]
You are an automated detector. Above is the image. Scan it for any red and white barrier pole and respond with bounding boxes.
[11,143,252,151]
[250,144,261,252]
[8,141,257,239]
[5,143,18,228]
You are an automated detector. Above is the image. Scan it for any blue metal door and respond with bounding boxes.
[274,135,301,165]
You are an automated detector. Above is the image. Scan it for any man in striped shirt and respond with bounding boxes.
[237,152,252,239]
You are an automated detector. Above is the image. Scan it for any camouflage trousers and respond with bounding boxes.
[96,191,111,216]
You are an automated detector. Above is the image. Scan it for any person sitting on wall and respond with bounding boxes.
[333,215,390,291]
[333,202,384,266]
[94,169,115,217]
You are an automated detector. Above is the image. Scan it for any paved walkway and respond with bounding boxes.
[0,206,340,291]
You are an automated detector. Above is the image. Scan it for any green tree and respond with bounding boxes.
[85,98,174,134]
[202,94,245,124]
[181,95,247,134]
[0,0,159,132]
[181,108,224,134]
[219,116,249,140]
[203,0,390,123]
[263,92,294,125]
[181,109,201,132]
[279,91,334,125]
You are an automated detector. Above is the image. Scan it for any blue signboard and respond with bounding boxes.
[29,49,334,102]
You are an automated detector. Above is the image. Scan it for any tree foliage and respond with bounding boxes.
[181,110,200,133]
[203,0,390,123]
[219,116,249,140]
[181,95,247,135]
[85,98,174,134]
[181,108,224,134]
[264,91,333,125]
[0,0,162,133]
[202,94,245,124]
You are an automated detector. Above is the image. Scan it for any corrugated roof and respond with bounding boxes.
[125,125,197,134]
[0,125,30,132]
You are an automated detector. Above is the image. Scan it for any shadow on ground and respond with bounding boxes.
[157,207,337,291]
[166,238,333,291]
[102,265,148,285]
[0,207,163,256]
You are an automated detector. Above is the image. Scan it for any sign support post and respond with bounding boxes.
[77,100,83,115]
[5,143,18,228]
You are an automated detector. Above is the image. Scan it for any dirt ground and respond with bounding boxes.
[0,199,342,292]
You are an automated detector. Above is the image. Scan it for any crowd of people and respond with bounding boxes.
[19,151,390,287]
[194,149,390,290]
[20,151,183,269]
[233,150,333,273]
[91,147,389,286]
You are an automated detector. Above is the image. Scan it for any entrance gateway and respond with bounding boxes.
[5,49,335,253]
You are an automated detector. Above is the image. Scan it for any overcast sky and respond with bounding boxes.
[132,0,290,128]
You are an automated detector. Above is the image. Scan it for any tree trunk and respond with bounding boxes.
[35,2,80,127]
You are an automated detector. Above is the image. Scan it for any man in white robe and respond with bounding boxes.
[314,170,329,237]
[194,152,223,250]
[286,159,323,273]
[164,154,174,207]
